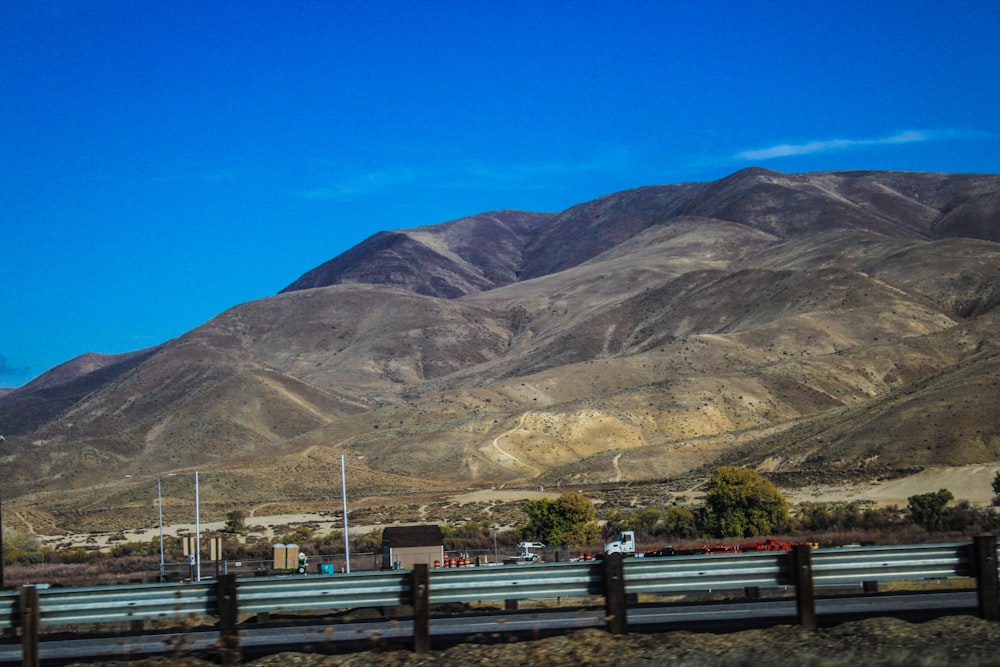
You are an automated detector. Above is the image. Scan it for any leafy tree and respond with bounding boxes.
[993,471,1000,497]
[702,467,791,538]
[2,527,44,565]
[907,489,954,532]
[554,491,600,545]
[662,506,699,538]
[522,498,559,542]
[224,510,247,534]
[523,491,600,546]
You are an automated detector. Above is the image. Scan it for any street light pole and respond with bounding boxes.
[340,455,364,574]
[168,471,201,582]
[126,475,164,582]
[194,470,200,581]
[493,516,499,565]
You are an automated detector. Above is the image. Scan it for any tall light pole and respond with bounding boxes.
[168,471,200,581]
[493,515,499,565]
[340,455,364,574]
[126,475,164,583]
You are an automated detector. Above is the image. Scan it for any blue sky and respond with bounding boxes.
[2,1,999,388]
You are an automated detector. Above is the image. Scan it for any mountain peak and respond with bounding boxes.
[3,168,1000,533]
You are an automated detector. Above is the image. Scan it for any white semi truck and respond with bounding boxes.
[603,530,640,556]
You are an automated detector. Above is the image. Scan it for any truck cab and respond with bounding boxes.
[604,530,637,555]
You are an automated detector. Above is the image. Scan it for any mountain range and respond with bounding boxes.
[3,167,1000,533]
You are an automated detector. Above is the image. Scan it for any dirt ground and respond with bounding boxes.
[32,464,1000,551]
[63,615,1000,667]
[781,464,1000,507]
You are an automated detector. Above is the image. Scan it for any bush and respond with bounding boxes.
[3,528,44,565]
[662,506,700,539]
[907,489,955,532]
[279,526,315,544]
[224,510,247,534]
[522,491,600,546]
[702,467,791,538]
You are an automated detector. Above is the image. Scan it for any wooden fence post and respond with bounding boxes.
[215,573,241,664]
[792,544,816,630]
[603,553,628,635]
[412,563,430,654]
[19,584,40,667]
[973,535,999,622]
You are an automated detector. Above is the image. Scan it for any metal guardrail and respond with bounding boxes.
[37,581,214,626]
[429,561,602,604]
[237,570,410,615]
[623,542,976,595]
[0,591,15,630]
[625,550,788,594]
[810,542,971,586]
[0,542,982,631]
[2,539,998,667]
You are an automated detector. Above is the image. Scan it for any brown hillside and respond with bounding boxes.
[2,168,1000,533]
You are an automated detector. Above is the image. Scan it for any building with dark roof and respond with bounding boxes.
[381,525,444,569]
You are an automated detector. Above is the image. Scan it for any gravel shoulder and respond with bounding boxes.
[65,615,1000,666]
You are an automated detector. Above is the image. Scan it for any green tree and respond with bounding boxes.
[702,467,791,538]
[907,489,954,532]
[662,506,699,538]
[523,491,600,546]
[2,527,44,565]
[224,510,247,534]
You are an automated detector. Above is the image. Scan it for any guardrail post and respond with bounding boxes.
[19,585,40,667]
[216,573,241,664]
[973,535,999,621]
[792,544,816,630]
[412,563,430,654]
[603,553,628,635]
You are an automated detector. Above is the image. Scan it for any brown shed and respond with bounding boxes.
[381,525,444,569]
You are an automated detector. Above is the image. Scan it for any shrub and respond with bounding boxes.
[224,510,247,534]
[907,489,955,532]
[702,467,791,538]
[2,528,44,565]
[662,506,699,539]
[522,491,600,546]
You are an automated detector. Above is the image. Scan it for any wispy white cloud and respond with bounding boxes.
[734,128,990,162]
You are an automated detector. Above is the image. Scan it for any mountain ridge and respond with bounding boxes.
[3,167,1000,533]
